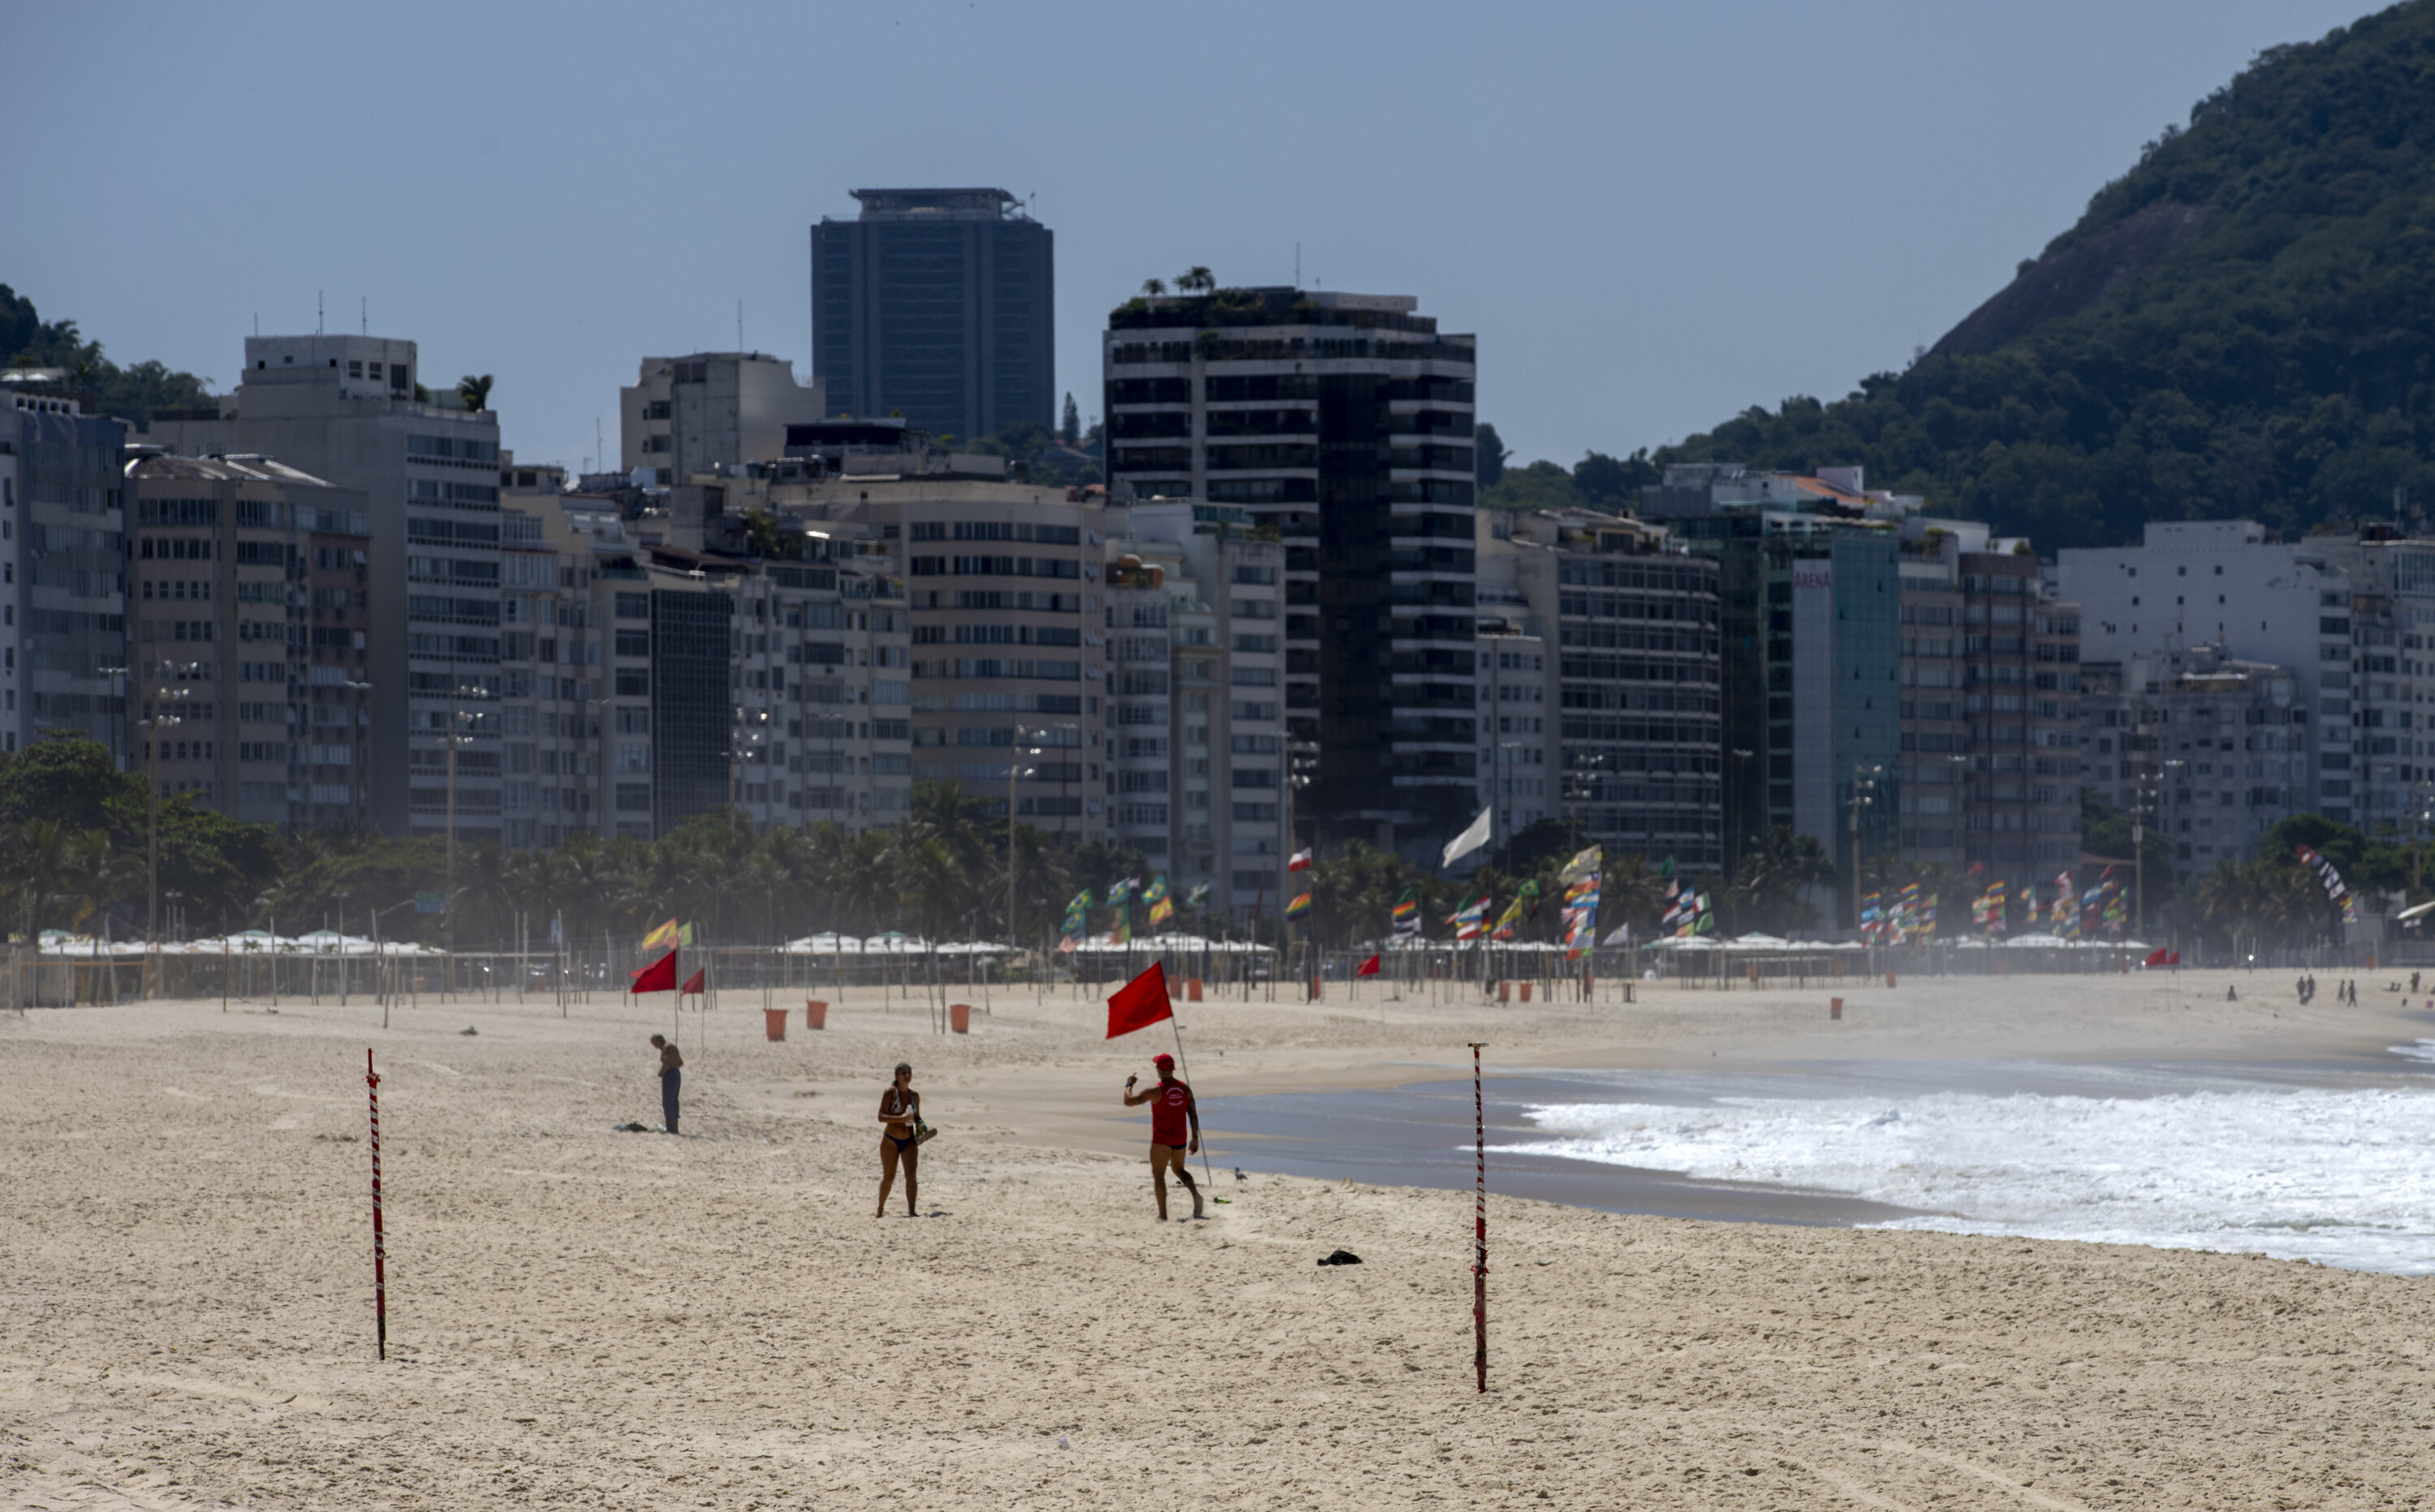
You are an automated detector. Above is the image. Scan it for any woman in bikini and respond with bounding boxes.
[876,1062,920,1218]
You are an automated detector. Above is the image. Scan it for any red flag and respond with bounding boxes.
[1105,962,1174,1038]
[2166,950,2181,967]
[679,968,705,995]
[2143,947,2170,968]
[629,950,678,993]
[1356,954,1381,977]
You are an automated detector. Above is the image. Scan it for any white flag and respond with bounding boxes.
[1442,804,1493,868]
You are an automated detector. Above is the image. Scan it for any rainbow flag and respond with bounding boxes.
[1285,890,1312,920]
[1391,885,1421,938]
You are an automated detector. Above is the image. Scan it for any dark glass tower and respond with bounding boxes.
[811,188,1054,442]
[1102,288,1478,860]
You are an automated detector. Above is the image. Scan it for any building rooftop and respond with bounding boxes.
[847,187,1026,221]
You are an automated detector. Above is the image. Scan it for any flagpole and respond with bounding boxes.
[1166,1011,1217,1191]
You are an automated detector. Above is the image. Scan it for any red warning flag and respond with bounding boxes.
[1105,962,1174,1038]
[2166,950,2182,967]
[630,950,678,993]
[1356,954,1381,977]
[2143,947,2170,968]
[679,967,706,996]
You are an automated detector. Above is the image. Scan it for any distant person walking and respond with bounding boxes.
[650,1034,683,1135]
[876,1062,921,1218]
[1123,1052,1204,1221]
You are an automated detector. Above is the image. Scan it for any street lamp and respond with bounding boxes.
[1848,762,1886,931]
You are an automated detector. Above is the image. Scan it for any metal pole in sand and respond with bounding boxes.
[1469,1040,1488,1394]
[366,1049,387,1360]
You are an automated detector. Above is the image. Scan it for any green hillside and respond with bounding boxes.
[1640,2,2435,549]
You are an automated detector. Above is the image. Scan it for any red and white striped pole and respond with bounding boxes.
[1469,1040,1487,1394]
[366,1048,386,1361]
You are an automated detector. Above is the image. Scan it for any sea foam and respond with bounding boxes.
[1506,1072,2435,1274]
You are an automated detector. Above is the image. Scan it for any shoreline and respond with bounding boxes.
[9,975,2435,1507]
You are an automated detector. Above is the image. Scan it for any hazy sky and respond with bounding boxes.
[7,1,2378,477]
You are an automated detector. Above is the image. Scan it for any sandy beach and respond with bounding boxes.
[6,968,2435,1509]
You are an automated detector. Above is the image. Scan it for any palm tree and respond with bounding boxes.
[1175,266,1215,295]
[1140,278,1167,297]
[456,374,494,413]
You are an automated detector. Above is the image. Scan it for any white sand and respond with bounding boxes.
[4,969,2433,1509]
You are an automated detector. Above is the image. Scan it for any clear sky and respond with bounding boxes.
[6,1,2381,479]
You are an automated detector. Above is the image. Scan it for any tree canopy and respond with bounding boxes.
[2,283,218,424]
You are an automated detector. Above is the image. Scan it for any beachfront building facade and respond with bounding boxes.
[123,452,373,830]
[1119,502,1291,919]
[2,380,129,759]
[1102,287,1479,864]
[784,474,1107,839]
[1480,508,1726,874]
[141,334,504,840]
[1895,519,2084,881]
[1645,466,1917,894]
[2078,645,2306,867]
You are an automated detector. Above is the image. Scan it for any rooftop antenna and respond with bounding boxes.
[361,298,368,336]
[1295,243,1300,287]
[317,291,324,334]
[597,417,605,473]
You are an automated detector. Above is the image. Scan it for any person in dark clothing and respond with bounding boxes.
[650,1034,683,1134]
[877,1062,920,1218]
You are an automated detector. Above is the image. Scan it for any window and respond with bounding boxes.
[615,783,651,812]
[614,629,650,657]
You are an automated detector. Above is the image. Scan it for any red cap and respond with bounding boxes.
[1153,1053,1174,1069]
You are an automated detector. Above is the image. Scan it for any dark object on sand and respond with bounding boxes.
[1317,1249,1363,1267]
[460,1026,478,1036]
[614,1122,652,1132]
[1233,1166,1248,1182]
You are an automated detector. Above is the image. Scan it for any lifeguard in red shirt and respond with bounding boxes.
[1122,1053,1204,1221]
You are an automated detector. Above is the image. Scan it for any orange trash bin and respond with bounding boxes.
[950,1002,970,1034]
[763,1007,788,1041]
[1186,977,1203,1002]
[804,1000,827,1031]
[1519,981,1533,1003]
[1831,997,1843,1020]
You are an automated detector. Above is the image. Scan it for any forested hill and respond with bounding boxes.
[1648,1,2435,550]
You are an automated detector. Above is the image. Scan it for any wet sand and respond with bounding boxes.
[5,970,2434,1509]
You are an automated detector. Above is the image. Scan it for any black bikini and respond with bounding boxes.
[884,1091,918,1152]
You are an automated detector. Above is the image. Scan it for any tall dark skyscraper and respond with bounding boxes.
[1102,287,1478,860]
[811,187,1054,442]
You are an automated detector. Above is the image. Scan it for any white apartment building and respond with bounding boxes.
[620,352,826,481]
[1120,502,1288,917]
[146,334,503,838]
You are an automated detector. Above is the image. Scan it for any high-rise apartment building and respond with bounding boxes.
[1099,504,1290,915]
[3,381,128,759]
[144,334,503,839]
[1479,509,1724,872]
[1653,467,1913,889]
[124,454,372,830]
[812,188,1054,438]
[618,352,826,480]
[1103,287,1478,859]
[2079,645,2304,869]
[1894,519,2082,881]
[781,473,1101,837]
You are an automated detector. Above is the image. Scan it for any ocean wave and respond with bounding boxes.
[1501,1082,2435,1274]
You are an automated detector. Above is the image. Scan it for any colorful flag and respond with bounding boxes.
[1286,890,1312,920]
[1185,881,1211,909]
[1144,873,1174,928]
[1557,846,1601,883]
[1450,890,1489,941]
[1391,885,1421,938]
[640,919,681,951]
[1559,855,1601,960]
[1491,880,1539,941]
[1287,848,1314,872]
